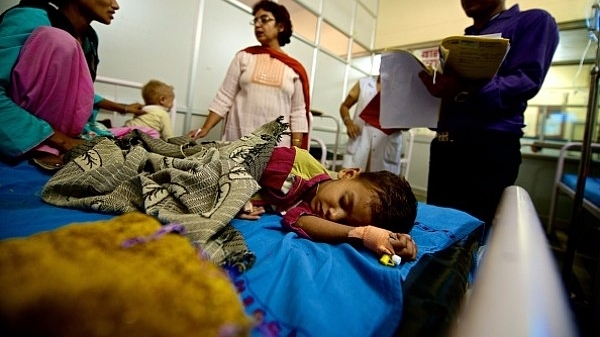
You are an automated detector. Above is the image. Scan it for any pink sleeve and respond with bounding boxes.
[281,201,314,239]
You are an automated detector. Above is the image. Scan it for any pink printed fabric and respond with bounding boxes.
[9,26,94,154]
[110,126,160,139]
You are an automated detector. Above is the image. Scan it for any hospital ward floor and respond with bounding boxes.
[549,224,600,337]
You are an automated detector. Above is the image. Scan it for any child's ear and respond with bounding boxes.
[338,167,361,179]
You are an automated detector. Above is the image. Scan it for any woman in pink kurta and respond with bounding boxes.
[189,0,310,149]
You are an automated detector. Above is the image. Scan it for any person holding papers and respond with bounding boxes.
[418,0,559,233]
[339,75,404,175]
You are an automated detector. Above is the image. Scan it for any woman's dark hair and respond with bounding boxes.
[252,0,293,46]
[20,0,68,7]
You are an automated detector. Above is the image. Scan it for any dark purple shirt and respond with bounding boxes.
[437,4,559,135]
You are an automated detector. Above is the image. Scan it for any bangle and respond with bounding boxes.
[123,105,128,114]
[292,139,302,144]
[343,116,352,123]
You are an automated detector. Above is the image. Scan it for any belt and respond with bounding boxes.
[436,131,452,142]
[435,130,520,143]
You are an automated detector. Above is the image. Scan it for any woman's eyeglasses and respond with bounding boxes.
[250,16,275,26]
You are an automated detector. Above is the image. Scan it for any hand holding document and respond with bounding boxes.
[380,50,441,128]
[379,35,510,128]
[439,35,510,80]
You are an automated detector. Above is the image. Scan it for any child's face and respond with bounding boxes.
[159,90,175,110]
[308,168,375,227]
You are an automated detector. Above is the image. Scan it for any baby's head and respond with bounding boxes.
[309,169,417,233]
[142,80,175,110]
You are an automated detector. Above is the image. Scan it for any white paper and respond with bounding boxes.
[380,50,440,128]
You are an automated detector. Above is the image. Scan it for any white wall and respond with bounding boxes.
[0,2,15,13]
[93,0,280,137]
[0,0,588,205]
[0,0,372,141]
[376,0,593,49]
[89,0,373,144]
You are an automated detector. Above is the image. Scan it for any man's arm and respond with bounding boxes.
[419,12,559,108]
[472,12,559,108]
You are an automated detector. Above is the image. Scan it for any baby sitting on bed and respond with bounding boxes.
[239,146,418,261]
[123,79,175,141]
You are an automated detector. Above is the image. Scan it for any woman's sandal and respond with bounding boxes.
[30,152,64,171]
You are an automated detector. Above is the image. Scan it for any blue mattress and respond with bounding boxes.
[561,173,600,207]
[0,159,483,337]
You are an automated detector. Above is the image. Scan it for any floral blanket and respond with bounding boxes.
[42,118,288,272]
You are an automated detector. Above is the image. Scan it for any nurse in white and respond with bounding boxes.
[339,75,404,175]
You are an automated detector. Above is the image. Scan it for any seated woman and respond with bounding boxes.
[0,0,150,169]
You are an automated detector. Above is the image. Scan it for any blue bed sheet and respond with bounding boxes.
[0,160,114,239]
[0,160,483,337]
[561,173,600,207]
[230,204,482,337]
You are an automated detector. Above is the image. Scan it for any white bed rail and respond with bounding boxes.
[450,185,578,337]
[95,75,143,90]
[310,110,341,169]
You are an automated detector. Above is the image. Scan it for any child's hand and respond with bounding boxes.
[236,201,265,220]
[389,233,417,261]
[348,226,418,261]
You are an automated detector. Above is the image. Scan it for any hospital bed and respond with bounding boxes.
[0,136,576,337]
[1,69,574,335]
[0,76,573,336]
[0,124,484,336]
[547,142,600,234]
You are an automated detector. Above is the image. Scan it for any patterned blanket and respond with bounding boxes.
[42,118,288,272]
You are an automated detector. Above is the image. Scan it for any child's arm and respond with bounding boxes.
[294,215,417,260]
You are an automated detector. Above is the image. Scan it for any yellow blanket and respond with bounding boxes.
[0,212,253,336]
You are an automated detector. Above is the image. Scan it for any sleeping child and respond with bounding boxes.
[238,146,418,261]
